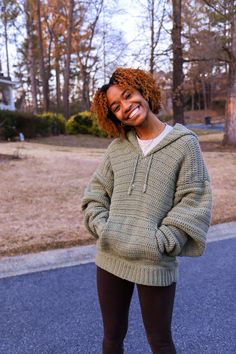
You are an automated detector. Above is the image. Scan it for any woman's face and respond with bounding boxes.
[106,85,151,127]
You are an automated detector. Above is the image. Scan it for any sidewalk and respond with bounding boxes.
[0,221,236,279]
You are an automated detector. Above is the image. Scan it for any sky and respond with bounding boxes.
[105,0,172,71]
[0,0,171,79]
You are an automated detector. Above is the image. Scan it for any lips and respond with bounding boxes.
[128,105,140,120]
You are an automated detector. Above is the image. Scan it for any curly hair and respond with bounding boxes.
[91,67,161,138]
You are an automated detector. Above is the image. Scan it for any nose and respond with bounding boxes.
[122,101,132,113]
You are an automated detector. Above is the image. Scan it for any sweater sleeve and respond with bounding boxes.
[155,136,212,257]
[81,151,114,239]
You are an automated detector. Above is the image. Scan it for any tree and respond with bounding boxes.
[76,0,104,111]
[148,0,167,73]
[63,0,74,119]
[202,0,236,145]
[36,0,49,111]
[24,0,38,113]
[126,0,168,73]
[98,2,128,84]
[9,0,133,115]
[181,1,217,111]
[0,0,20,77]
[75,0,127,110]
[47,0,64,111]
[171,0,184,124]
[224,8,236,145]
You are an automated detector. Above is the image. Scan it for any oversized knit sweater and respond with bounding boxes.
[81,123,212,286]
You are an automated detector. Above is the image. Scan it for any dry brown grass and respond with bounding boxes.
[0,132,235,258]
[184,109,225,124]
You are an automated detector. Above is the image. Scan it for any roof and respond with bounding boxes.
[0,78,16,86]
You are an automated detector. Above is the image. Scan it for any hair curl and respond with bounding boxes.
[91,67,161,138]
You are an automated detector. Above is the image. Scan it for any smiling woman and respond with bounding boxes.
[91,67,162,138]
[82,67,212,354]
[105,85,166,139]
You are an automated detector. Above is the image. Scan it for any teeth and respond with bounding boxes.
[129,107,139,119]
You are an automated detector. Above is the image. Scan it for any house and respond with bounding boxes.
[0,72,15,111]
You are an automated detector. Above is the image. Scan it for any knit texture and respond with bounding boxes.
[82,124,212,286]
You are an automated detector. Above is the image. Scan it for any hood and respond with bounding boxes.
[126,124,197,195]
[127,123,197,155]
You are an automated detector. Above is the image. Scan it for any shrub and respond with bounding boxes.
[91,116,107,137]
[37,112,66,135]
[0,110,66,140]
[0,110,43,139]
[0,110,15,139]
[66,111,106,137]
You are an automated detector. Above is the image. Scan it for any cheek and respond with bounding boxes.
[113,111,122,121]
[144,98,151,111]
[137,94,150,110]
[140,99,150,113]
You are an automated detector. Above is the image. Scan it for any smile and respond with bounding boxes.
[128,106,140,119]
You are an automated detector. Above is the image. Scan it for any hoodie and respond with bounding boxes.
[81,124,212,286]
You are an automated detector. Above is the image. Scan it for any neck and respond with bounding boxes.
[134,114,166,140]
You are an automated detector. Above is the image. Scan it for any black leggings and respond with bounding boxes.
[97,267,177,354]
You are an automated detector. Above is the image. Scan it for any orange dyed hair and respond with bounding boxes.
[91,67,161,137]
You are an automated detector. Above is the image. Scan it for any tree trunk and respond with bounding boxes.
[191,92,194,111]
[63,0,74,119]
[202,79,207,110]
[25,0,38,113]
[198,91,201,110]
[55,36,61,112]
[81,69,90,111]
[36,0,49,111]
[223,12,236,146]
[76,0,103,112]
[3,10,10,77]
[149,0,155,74]
[171,0,185,125]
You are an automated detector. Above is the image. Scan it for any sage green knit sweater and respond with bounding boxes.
[82,124,212,286]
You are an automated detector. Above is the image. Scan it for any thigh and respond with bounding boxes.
[137,282,176,340]
[96,267,134,338]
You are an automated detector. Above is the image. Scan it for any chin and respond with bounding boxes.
[134,116,147,127]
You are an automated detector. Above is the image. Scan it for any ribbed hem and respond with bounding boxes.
[96,251,178,286]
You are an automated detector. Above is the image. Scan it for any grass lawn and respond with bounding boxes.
[0,131,235,257]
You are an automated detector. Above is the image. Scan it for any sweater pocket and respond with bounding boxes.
[98,215,162,263]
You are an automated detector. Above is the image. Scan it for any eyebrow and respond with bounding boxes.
[109,89,129,109]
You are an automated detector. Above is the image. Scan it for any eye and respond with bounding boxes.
[125,91,132,99]
[113,105,120,113]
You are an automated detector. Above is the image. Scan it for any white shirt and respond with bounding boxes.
[137,124,173,156]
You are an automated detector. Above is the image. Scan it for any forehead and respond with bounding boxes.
[106,85,123,103]
[106,85,135,105]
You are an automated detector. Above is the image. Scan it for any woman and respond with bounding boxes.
[82,67,212,354]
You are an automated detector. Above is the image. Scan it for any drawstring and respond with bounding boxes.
[143,155,153,193]
[128,156,139,195]
[127,155,153,195]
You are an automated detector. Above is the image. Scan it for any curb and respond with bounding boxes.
[0,221,235,280]
[0,245,96,280]
[207,221,236,242]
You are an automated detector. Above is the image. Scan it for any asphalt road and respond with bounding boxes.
[0,238,235,354]
[186,123,224,131]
